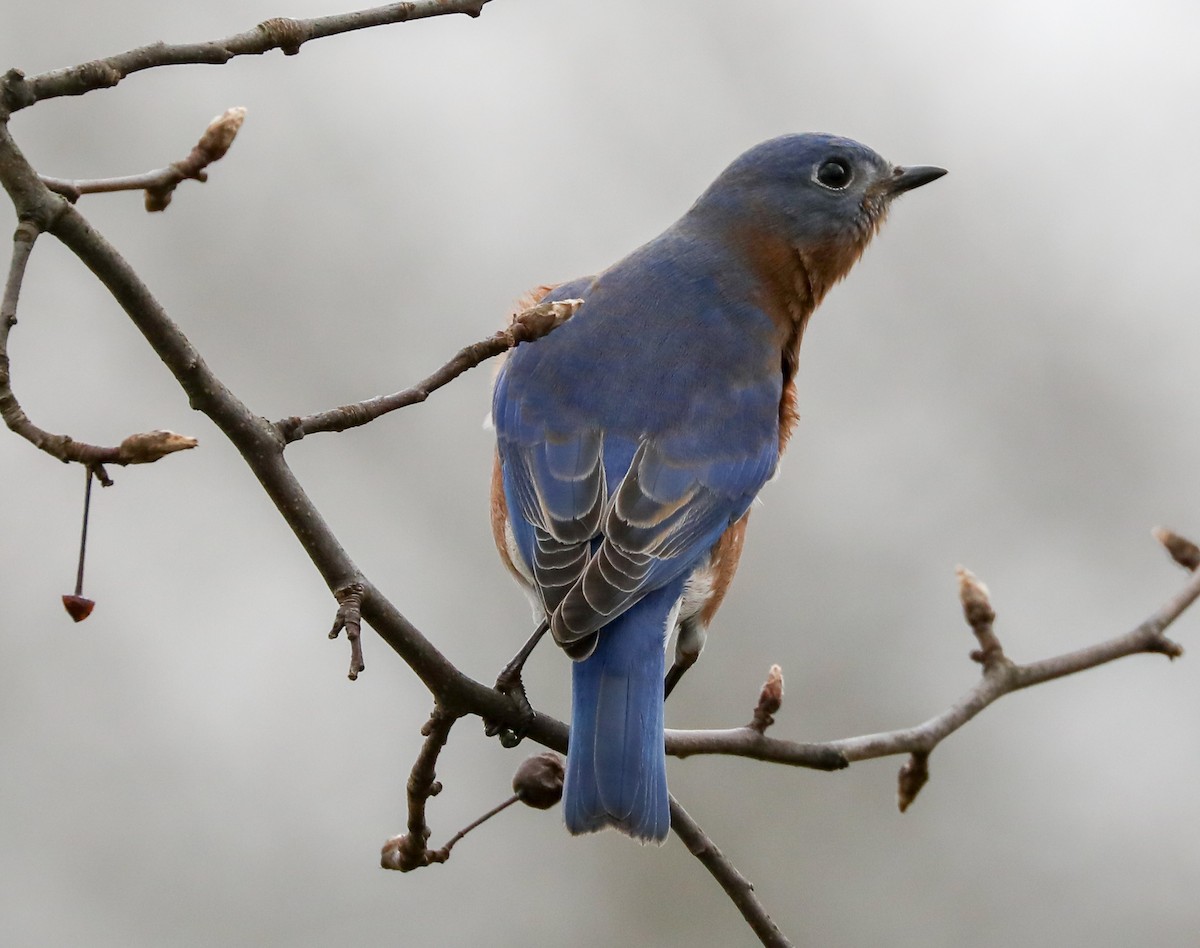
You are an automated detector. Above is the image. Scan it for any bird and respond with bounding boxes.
[489,133,945,842]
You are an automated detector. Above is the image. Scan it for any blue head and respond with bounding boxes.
[685,133,945,299]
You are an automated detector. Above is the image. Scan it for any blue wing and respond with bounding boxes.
[493,238,782,658]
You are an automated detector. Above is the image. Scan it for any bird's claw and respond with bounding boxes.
[483,667,534,747]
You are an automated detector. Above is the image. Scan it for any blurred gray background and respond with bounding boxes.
[2,2,1199,946]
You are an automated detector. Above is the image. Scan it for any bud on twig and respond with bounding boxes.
[956,565,1005,668]
[197,107,246,164]
[116,429,198,464]
[147,107,248,211]
[897,752,929,813]
[749,664,784,734]
[1153,527,1200,572]
[956,565,994,630]
[507,299,583,346]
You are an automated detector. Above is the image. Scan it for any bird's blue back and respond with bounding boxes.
[494,228,781,840]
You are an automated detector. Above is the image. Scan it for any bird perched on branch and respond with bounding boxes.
[490,133,945,841]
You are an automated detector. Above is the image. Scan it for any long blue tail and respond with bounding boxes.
[563,583,680,843]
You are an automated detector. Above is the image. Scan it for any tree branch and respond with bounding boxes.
[0,219,198,472]
[668,548,1199,809]
[44,197,476,693]
[380,705,462,871]
[669,797,792,948]
[381,739,565,872]
[40,107,246,211]
[0,1,491,114]
[276,299,581,443]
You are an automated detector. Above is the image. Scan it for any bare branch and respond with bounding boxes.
[669,797,792,948]
[41,107,247,211]
[381,725,563,872]
[0,219,34,328]
[381,705,461,871]
[0,1,492,114]
[276,299,582,443]
[1,220,198,471]
[667,728,850,769]
[407,752,566,867]
[32,193,494,711]
[0,129,538,729]
[668,555,1200,786]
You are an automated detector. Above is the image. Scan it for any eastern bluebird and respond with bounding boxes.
[490,133,944,842]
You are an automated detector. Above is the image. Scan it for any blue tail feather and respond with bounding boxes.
[563,582,680,843]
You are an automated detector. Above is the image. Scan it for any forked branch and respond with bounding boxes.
[668,545,1199,812]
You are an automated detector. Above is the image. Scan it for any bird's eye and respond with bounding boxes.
[814,158,853,190]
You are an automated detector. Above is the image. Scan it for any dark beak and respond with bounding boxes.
[886,165,947,195]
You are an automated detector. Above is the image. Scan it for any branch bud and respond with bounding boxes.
[507,299,582,345]
[956,565,1006,668]
[116,429,198,464]
[956,565,994,629]
[198,107,247,162]
[1153,527,1200,572]
[897,752,929,813]
[750,664,784,734]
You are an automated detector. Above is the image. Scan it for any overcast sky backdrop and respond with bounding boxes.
[2,2,1199,946]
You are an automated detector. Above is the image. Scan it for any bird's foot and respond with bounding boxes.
[483,663,534,748]
[483,619,548,747]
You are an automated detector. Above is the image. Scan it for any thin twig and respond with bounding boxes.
[62,464,98,623]
[669,797,792,948]
[435,794,519,856]
[74,465,94,597]
[1,216,199,470]
[382,750,564,871]
[0,218,38,415]
[668,557,1200,778]
[40,107,247,211]
[380,705,462,871]
[0,1,492,114]
[276,299,581,443]
[0,218,37,350]
[1154,526,1200,572]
